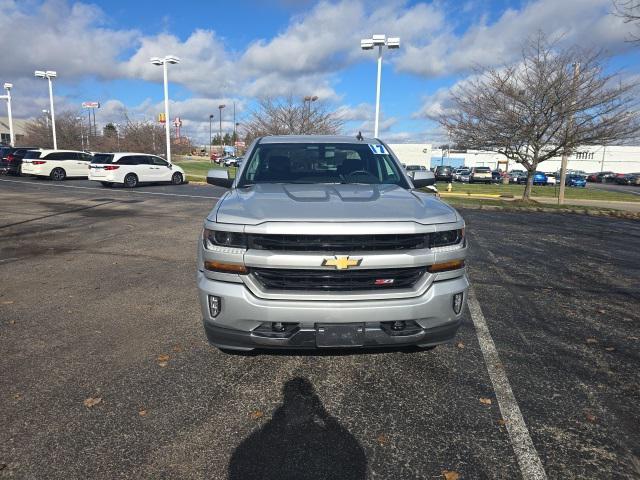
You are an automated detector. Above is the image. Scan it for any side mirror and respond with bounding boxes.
[412,171,436,188]
[206,169,233,188]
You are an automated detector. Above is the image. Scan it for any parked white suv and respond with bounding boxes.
[88,153,186,188]
[21,150,93,180]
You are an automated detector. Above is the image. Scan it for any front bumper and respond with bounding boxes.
[197,270,469,350]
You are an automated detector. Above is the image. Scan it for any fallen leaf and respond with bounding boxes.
[376,433,388,446]
[585,412,597,423]
[157,354,170,361]
[83,396,102,408]
[138,409,148,417]
[9,320,15,325]
[456,342,465,349]
[597,309,606,314]
[498,418,508,426]
[605,347,615,352]
[442,470,461,480]
[586,338,598,344]
[172,345,183,353]
[249,410,264,420]
[157,361,168,368]
[479,397,492,405]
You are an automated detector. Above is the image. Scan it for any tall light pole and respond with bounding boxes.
[209,114,214,154]
[150,55,180,162]
[303,95,318,133]
[218,104,226,150]
[0,83,14,146]
[360,35,400,138]
[34,70,58,149]
[76,116,84,150]
[558,62,581,205]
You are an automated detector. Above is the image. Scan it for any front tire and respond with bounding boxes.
[100,182,113,188]
[171,172,183,185]
[124,173,138,188]
[50,168,66,181]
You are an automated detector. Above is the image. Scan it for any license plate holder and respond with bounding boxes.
[316,323,365,347]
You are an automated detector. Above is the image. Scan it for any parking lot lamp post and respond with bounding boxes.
[360,35,400,138]
[75,116,84,150]
[302,95,318,133]
[34,70,58,149]
[218,104,225,150]
[209,114,214,154]
[1,83,14,146]
[558,62,580,205]
[150,56,180,163]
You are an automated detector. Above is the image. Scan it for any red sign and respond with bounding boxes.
[234,141,245,148]
[82,101,100,108]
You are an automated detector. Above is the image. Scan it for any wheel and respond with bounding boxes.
[124,173,138,188]
[171,172,183,185]
[100,182,113,188]
[50,167,66,181]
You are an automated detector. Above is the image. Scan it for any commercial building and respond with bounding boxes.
[0,116,29,145]
[388,143,432,168]
[429,145,640,174]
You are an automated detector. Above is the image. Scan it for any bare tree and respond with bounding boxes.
[243,96,343,144]
[22,111,86,150]
[613,0,640,41]
[23,111,173,156]
[440,34,640,200]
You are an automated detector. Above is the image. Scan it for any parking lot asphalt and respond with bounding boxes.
[1,177,638,479]
[588,182,640,196]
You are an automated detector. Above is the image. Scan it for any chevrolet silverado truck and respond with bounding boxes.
[197,135,468,351]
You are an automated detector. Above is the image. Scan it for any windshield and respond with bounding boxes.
[474,167,491,172]
[91,153,114,164]
[238,142,409,188]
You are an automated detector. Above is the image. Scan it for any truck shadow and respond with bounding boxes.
[228,377,367,480]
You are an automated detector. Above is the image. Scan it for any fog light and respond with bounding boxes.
[208,295,221,318]
[453,292,464,315]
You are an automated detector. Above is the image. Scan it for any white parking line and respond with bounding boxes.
[468,288,548,480]
[0,178,220,200]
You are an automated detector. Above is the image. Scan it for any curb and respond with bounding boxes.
[451,203,640,220]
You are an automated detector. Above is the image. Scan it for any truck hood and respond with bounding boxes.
[211,183,459,225]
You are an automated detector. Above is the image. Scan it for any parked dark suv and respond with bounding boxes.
[0,147,40,176]
[434,165,453,182]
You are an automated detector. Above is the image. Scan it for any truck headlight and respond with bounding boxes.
[429,228,464,248]
[203,229,247,249]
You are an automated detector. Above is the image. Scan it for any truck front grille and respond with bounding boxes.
[247,234,428,252]
[250,267,426,292]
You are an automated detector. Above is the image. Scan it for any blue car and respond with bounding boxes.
[532,171,548,186]
[566,175,587,187]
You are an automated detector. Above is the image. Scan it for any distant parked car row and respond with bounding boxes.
[0,147,186,188]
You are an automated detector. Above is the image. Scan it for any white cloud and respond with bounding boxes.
[395,0,635,77]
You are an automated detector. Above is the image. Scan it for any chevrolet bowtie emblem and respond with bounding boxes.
[322,256,362,270]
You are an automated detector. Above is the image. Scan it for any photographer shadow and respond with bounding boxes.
[228,377,367,480]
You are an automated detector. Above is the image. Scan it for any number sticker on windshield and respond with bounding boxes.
[368,144,388,155]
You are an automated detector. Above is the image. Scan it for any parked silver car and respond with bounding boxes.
[197,135,469,351]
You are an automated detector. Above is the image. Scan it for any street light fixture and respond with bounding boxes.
[1,83,14,146]
[303,95,318,133]
[218,104,226,150]
[360,34,400,138]
[34,70,58,149]
[150,55,180,162]
[209,114,214,155]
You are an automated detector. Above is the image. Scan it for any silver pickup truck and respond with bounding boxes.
[197,135,468,351]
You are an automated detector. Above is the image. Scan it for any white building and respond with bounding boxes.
[0,116,29,145]
[430,145,640,173]
[388,143,432,168]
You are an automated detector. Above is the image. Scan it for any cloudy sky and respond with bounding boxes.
[1,0,638,144]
